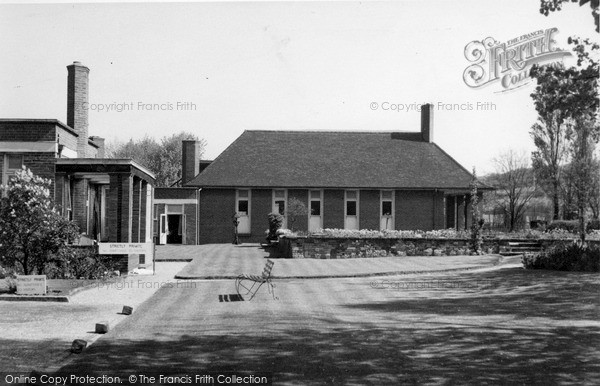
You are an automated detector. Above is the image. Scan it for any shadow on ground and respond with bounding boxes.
[49,268,600,385]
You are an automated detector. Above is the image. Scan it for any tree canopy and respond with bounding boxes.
[0,168,79,275]
[107,131,207,187]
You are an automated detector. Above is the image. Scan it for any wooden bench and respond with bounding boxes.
[235,259,277,300]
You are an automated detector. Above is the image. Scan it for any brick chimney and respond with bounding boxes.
[89,136,105,158]
[182,140,201,185]
[421,103,434,143]
[67,61,90,157]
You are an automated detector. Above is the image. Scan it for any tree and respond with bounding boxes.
[539,0,599,33]
[286,197,308,231]
[107,131,207,187]
[490,150,538,232]
[530,117,571,220]
[530,38,599,242]
[0,168,79,275]
[589,154,600,220]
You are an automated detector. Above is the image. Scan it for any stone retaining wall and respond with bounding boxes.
[277,236,600,259]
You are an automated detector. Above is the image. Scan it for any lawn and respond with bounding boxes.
[52,266,600,385]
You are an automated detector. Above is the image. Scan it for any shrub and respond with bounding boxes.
[0,168,79,275]
[0,266,17,293]
[267,212,284,241]
[43,248,117,280]
[287,197,308,231]
[587,219,600,232]
[522,242,600,272]
[547,220,580,233]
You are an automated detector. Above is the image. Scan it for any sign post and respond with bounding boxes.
[98,243,155,273]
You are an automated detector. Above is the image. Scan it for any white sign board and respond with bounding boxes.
[16,275,47,295]
[98,242,154,255]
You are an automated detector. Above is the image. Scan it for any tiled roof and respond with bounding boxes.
[187,130,486,189]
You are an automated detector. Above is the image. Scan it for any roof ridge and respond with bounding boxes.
[245,129,423,134]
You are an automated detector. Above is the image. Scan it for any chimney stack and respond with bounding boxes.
[421,103,434,143]
[90,136,105,158]
[182,140,201,185]
[67,61,90,157]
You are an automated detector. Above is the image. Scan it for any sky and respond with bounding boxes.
[0,0,597,174]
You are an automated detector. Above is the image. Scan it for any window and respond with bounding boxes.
[2,154,24,187]
[380,190,395,230]
[273,189,286,215]
[346,201,357,216]
[7,155,23,170]
[381,191,393,216]
[166,204,183,214]
[310,190,321,215]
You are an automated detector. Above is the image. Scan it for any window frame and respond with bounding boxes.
[380,190,395,230]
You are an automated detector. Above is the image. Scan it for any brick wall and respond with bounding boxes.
[72,178,88,234]
[359,190,380,230]
[323,190,344,229]
[0,122,57,142]
[198,188,236,244]
[249,189,271,242]
[184,203,197,244]
[396,190,444,231]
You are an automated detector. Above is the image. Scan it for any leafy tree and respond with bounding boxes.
[107,131,207,187]
[0,168,79,275]
[539,0,599,33]
[589,154,600,220]
[530,38,599,242]
[530,117,571,220]
[286,197,308,231]
[490,150,538,232]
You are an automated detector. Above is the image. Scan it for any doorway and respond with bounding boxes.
[159,213,186,244]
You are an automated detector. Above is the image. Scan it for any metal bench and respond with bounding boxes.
[235,259,277,300]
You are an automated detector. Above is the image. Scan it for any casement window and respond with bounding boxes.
[344,190,359,230]
[2,154,24,186]
[309,190,323,231]
[236,189,251,234]
[380,190,395,230]
[272,189,287,228]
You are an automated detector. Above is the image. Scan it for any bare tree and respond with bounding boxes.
[491,150,538,232]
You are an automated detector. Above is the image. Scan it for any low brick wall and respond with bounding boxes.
[278,237,497,259]
[277,236,600,259]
